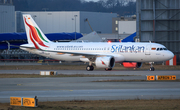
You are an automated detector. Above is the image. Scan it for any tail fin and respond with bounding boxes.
[23,14,51,49]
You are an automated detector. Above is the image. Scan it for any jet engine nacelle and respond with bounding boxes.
[95,56,115,68]
[122,62,142,68]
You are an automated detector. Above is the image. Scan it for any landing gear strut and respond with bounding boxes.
[149,62,155,71]
[86,58,95,71]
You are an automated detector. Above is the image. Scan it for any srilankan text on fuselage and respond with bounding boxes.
[111,45,145,53]
[56,44,145,53]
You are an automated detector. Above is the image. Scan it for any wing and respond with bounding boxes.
[47,49,112,59]
[41,49,125,62]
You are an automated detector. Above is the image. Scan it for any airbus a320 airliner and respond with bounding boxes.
[20,14,174,71]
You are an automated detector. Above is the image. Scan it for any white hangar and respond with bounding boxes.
[16,11,117,34]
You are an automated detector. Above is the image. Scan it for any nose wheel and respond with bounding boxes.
[149,62,155,71]
[150,67,155,71]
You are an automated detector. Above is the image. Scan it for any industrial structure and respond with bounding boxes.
[111,15,136,41]
[16,11,117,34]
[0,2,15,33]
[112,15,136,34]
[136,0,180,64]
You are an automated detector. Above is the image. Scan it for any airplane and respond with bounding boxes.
[20,14,174,71]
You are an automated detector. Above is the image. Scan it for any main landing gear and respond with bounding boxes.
[86,61,113,71]
[86,65,94,71]
[105,68,112,71]
[149,62,155,71]
[86,61,94,71]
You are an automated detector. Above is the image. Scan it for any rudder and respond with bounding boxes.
[23,14,51,49]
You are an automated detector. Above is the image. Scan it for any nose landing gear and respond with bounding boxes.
[149,62,155,71]
[150,67,155,71]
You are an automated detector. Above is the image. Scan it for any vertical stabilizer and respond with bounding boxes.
[23,14,51,49]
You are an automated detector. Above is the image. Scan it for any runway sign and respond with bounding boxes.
[10,97,22,106]
[23,97,37,107]
[10,97,38,107]
[156,75,176,80]
[146,75,155,81]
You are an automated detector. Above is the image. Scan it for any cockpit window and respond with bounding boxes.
[163,48,167,50]
[156,47,168,51]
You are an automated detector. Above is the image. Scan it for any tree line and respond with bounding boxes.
[13,0,136,16]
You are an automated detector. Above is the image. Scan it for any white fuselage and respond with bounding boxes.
[21,42,174,63]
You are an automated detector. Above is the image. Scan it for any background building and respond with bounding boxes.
[136,0,180,64]
[0,2,15,33]
[118,21,136,34]
[112,15,136,41]
[16,11,117,34]
[112,15,136,34]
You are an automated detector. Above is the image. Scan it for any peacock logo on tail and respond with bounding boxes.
[24,17,49,49]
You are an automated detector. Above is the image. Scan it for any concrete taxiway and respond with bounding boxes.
[0,70,180,103]
[0,69,180,76]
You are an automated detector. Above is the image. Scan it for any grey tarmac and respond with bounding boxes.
[0,70,180,103]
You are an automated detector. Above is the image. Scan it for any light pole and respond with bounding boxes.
[74,15,77,40]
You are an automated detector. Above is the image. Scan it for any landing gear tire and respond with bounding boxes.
[86,65,94,71]
[105,68,112,71]
[150,67,155,71]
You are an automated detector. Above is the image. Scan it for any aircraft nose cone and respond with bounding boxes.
[168,51,174,60]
